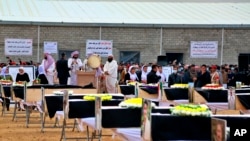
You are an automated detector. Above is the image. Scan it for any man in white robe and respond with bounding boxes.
[41,53,55,85]
[104,54,118,93]
[68,51,83,85]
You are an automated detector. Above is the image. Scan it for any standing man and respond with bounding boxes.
[147,64,161,84]
[157,65,167,83]
[195,64,211,87]
[41,53,55,85]
[104,54,118,93]
[56,53,70,85]
[68,51,83,85]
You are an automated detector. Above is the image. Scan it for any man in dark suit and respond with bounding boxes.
[56,53,70,85]
[147,64,161,84]
[168,65,182,87]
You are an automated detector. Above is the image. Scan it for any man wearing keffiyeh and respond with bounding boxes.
[41,53,55,85]
[68,51,83,85]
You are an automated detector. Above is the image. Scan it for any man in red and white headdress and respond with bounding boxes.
[41,52,55,85]
[68,51,83,85]
[104,54,118,93]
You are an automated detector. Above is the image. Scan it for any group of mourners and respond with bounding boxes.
[1,51,250,111]
[117,63,250,88]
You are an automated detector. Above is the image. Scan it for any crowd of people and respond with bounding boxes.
[1,52,250,111]
[1,53,250,93]
[118,62,250,88]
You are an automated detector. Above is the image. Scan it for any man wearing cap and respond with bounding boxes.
[68,51,83,85]
[56,53,70,85]
[104,54,118,93]
[41,53,55,85]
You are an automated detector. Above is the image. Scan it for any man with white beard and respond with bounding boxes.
[104,54,118,93]
[41,53,55,85]
[68,51,83,85]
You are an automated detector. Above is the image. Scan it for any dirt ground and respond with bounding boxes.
[0,108,123,141]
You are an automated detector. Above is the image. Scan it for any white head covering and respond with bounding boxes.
[86,51,93,57]
[1,67,8,79]
[108,54,113,57]
[128,66,138,81]
[141,65,148,81]
[38,65,45,75]
[19,66,25,75]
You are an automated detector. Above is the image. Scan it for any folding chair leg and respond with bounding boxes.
[41,113,47,133]
[1,99,6,116]
[86,126,90,141]
[40,112,44,133]
[98,130,102,141]
[60,119,66,141]
[12,101,18,121]
[54,117,59,127]
[91,130,96,141]
[72,119,76,131]
[26,106,30,128]
[72,119,80,132]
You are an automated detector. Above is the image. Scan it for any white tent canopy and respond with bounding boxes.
[0,0,249,27]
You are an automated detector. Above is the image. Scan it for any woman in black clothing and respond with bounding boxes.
[16,67,30,82]
[124,66,139,84]
[15,67,30,111]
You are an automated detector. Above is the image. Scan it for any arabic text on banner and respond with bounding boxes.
[190,41,218,58]
[86,40,113,57]
[44,41,58,54]
[5,38,33,56]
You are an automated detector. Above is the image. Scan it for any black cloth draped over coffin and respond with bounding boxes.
[68,100,122,119]
[151,115,250,141]
[119,85,135,95]
[45,95,124,118]
[12,86,24,99]
[101,107,250,140]
[101,107,170,128]
[139,86,158,94]
[2,86,12,97]
[151,116,211,141]
[235,89,250,109]
[195,88,228,102]
[164,88,188,100]
[119,85,158,95]
[12,84,95,100]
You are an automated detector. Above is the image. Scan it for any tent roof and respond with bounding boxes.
[0,0,250,28]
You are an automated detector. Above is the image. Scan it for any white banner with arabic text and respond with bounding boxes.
[5,38,33,56]
[86,40,113,57]
[190,41,218,58]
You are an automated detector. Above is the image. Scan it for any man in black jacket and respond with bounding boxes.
[147,64,161,84]
[56,53,70,85]
[195,64,211,87]
[168,65,182,87]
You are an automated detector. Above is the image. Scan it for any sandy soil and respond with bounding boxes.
[0,108,123,141]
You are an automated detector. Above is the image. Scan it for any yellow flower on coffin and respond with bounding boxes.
[170,104,211,117]
[83,94,112,101]
[170,84,189,88]
[127,82,144,86]
[119,98,156,108]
